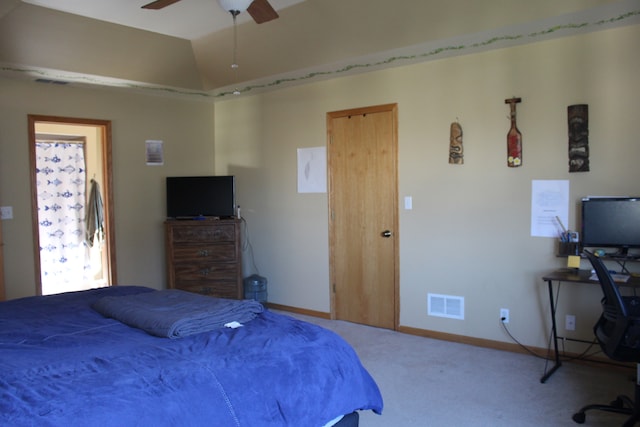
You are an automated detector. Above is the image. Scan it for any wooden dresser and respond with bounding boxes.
[165,219,242,299]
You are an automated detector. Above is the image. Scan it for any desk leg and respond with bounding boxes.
[541,279,562,383]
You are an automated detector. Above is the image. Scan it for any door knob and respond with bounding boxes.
[381,230,392,238]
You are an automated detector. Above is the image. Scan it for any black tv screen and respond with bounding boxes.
[166,176,236,219]
[581,197,640,253]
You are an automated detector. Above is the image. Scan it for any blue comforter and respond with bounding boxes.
[0,286,383,427]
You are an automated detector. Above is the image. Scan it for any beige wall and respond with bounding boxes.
[1,23,638,350]
[0,79,216,300]
[215,24,640,349]
[0,3,203,90]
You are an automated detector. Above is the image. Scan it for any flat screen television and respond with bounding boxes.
[581,197,640,255]
[166,176,236,219]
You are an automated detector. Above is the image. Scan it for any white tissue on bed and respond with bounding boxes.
[224,321,243,328]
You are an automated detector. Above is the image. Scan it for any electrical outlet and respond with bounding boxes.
[565,314,576,331]
[500,308,509,323]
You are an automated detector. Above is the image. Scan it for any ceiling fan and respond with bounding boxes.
[141,0,279,24]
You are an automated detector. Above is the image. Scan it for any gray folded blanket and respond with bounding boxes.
[92,289,264,338]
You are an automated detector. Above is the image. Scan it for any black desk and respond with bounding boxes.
[540,269,640,383]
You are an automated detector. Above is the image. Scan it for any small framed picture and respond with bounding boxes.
[146,140,164,165]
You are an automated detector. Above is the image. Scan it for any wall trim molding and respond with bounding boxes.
[269,302,632,372]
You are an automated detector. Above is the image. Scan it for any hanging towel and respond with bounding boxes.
[85,179,104,247]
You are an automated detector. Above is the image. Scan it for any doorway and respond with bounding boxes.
[327,104,399,330]
[28,115,117,295]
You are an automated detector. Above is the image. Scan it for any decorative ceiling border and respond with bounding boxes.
[213,3,640,99]
[2,2,639,101]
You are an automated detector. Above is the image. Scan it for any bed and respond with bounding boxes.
[0,286,383,426]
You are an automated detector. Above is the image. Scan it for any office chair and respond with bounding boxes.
[572,250,640,426]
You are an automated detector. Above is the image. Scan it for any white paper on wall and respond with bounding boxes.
[297,147,326,193]
[531,179,569,237]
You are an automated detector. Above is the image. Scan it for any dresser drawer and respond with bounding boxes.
[171,224,236,243]
[174,262,238,282]
[177,282,241,299]
[172,244,237,262]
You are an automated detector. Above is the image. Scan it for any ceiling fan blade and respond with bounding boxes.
[247,0,279,24]
[141,0,182,10]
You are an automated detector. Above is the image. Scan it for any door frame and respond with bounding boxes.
[0,217,4,301]
[326,103,400,329]
[28,115,117,295]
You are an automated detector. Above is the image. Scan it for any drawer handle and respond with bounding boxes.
[200,268,210,276]
[198,249,209,257]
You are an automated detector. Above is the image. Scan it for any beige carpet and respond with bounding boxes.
[277,311,635,427]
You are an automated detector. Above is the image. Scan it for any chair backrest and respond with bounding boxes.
[583,250,640,360]
[584,250,628,318]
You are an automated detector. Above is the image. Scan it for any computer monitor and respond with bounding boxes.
[581,197,640,256]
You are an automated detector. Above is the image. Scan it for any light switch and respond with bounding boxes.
[0,206,13,220]
[404,196,412,210]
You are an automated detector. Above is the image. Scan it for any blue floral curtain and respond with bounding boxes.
[35,141,89,295]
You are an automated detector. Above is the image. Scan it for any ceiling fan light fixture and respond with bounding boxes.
[218,0,253,14]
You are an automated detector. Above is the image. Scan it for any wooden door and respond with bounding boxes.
[327,104,398,329]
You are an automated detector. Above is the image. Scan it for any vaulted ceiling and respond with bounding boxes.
[1,0,638,100]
